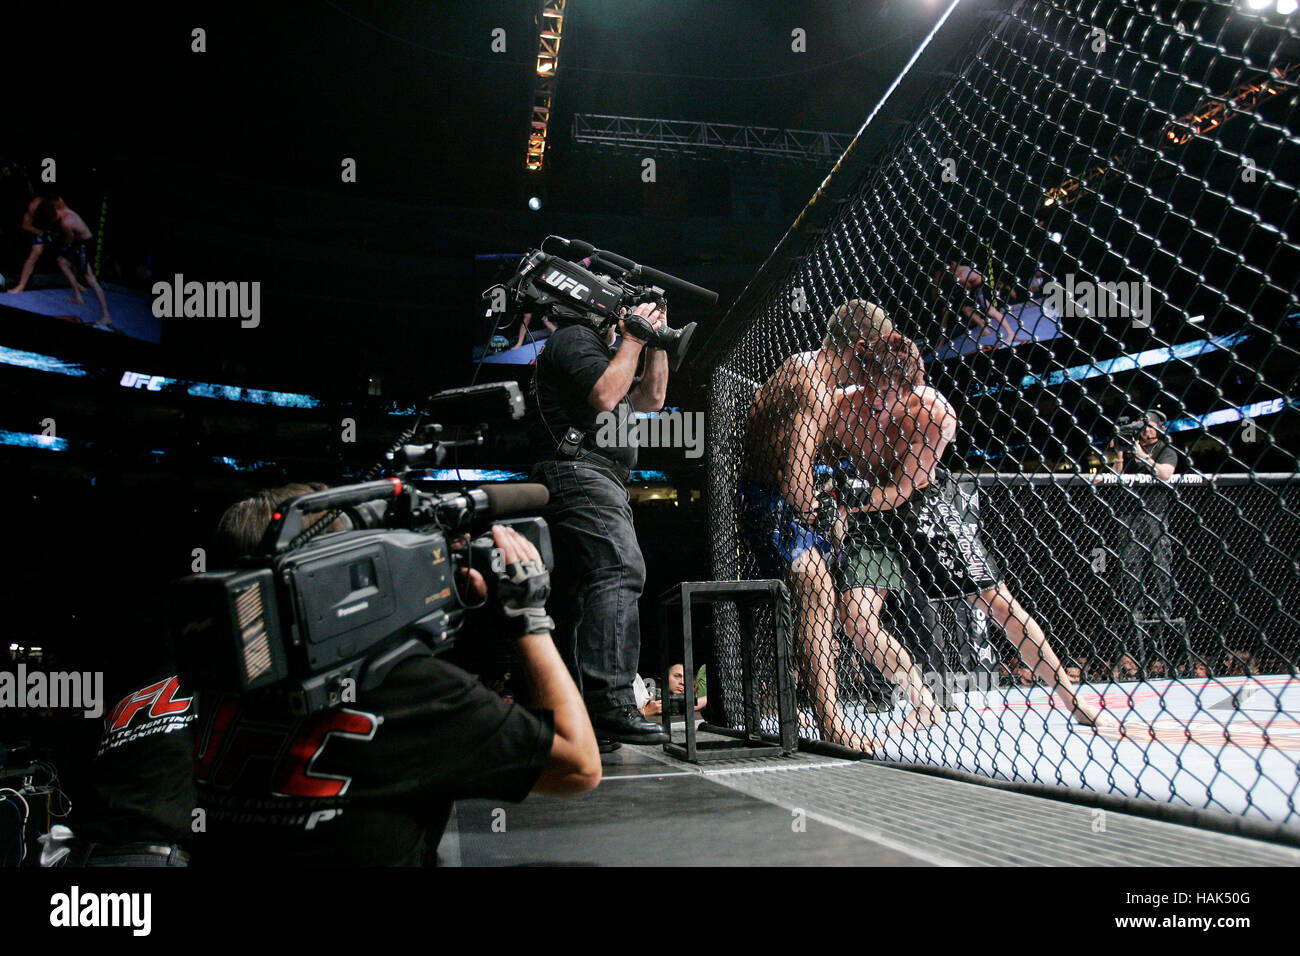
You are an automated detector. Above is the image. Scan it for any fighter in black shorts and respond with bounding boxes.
[829,325,1116,730]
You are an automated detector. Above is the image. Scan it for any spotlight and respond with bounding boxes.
[1246,0,1271,9]
[1279,0,1298,14]
[1049,231,1063,244]
[528,196,542,211]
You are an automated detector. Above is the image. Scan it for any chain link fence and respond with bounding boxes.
[707,0,1300,827]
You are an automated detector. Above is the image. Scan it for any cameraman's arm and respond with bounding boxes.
[1153,444,1177,482]
[516,632,601,794]
[492,526,600,795]
[589,301,663,413]
[1107,438,1125,472]
[630,346,668,412]
[588,337,645,413]
[629,304,669,412]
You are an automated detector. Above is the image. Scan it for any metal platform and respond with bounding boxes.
[444,728,1300,867]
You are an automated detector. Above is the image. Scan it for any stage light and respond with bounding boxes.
[1278,0,1297,14]
[1049,231,1063,244]
[528,196,542,211]
[1246,0,1272,9]
[525,1,567,171]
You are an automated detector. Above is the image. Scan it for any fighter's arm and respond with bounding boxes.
[780,367,833,519]
[854,390,956,513]
[20,198,41,235]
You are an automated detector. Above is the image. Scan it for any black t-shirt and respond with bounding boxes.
[75,672,199,847]
[535,322,638,469]
[1119,438,1178,516]
[192,653,554,867]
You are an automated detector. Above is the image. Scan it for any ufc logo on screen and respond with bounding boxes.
[120,370,166,391]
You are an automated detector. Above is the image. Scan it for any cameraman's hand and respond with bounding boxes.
[635,300,667,333]
[618,301,666,344]
[457,568,488,602]
[452,533,488,602]
[492,524,555,638]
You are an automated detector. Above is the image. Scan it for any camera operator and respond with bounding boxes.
[1108,410,1184,675]
[191,484,600,867]
[531,300,671,745]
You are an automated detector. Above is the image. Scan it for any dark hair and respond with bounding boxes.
[212,481,342,566]
[31,198,58,231]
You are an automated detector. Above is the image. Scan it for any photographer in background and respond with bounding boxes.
[192,484,600,867]
[1109,410,1184,676]
[532,300,671,746]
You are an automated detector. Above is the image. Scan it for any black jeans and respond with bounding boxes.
[1116,509,1183,668]
[533,459,645,712]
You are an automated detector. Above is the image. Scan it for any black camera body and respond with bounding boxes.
[495,236,718,371]
[171,479,552,715]
[1113,415,1148,450]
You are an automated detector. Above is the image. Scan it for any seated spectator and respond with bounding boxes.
[642,663,707,717]
[1115,655,1140,681]
[1223,650,1254,676]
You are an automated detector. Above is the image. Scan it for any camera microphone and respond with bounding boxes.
[542,236,596,259]
[434,483,550,529]
[542,237,718,305]
[482,482,550,516]
[592,249,718,305]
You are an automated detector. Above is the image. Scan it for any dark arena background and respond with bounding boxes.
[1,0,1299,906]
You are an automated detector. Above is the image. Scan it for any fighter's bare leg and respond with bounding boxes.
[55,257,87,304]
[789,548,877,753]
[970,583,1118,729]
[81,267,115,327]
[6,244,45,293]
[839,586,940,735]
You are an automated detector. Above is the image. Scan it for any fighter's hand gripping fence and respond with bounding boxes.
[706,0,1300,834]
